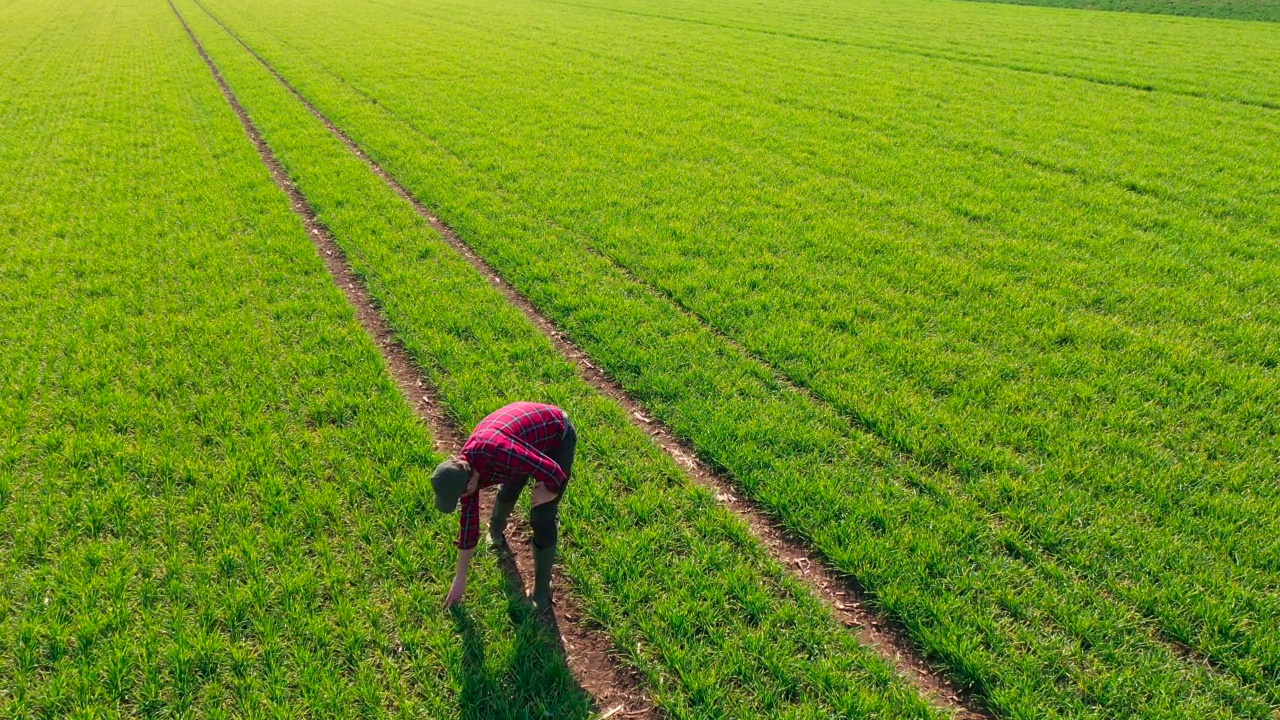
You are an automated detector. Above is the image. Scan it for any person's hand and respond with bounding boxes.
[530,481,557,508]
[444,575,467,608]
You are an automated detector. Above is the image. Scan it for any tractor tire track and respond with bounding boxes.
[167,3,659,716]
[187,2,988,716]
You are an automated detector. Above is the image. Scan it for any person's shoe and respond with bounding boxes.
[488,498,516,551]
[531,543,555,612]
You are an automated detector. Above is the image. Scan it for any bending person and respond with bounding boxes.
[432,401,576,611]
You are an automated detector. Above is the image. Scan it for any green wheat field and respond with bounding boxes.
[1,0,1277,716]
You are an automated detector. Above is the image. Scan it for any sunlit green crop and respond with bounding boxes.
[171,1,945,716]
[0,0,589,715]
[4,0,1277,716]
[184,0,1280,716]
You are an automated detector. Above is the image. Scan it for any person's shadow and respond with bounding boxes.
[449,551,594,720]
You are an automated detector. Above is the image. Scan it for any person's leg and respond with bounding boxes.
[531,417,575,610]
[545,416,576,484]
[529,494,561,551]
[532,417,575,549]
[489,479,527,550]
[529,494,560,611]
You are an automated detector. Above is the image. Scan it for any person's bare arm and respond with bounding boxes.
[446,482,482,607]
[445,547,476,607]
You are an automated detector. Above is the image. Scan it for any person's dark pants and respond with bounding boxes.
[495,416,576,549]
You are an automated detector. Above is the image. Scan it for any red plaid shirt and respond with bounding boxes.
[456,402,569,549]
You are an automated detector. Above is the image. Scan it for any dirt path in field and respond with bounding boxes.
[179,4,992,717]
[169,4,659,717]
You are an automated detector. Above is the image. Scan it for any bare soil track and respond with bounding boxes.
[169,2,659,716]
[176,0,988,715]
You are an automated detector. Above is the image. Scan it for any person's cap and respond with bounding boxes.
[431,459,471,513]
